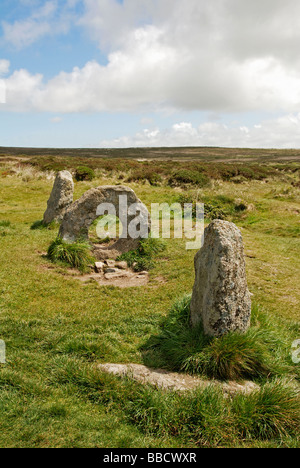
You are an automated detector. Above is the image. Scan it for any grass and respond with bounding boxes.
[124,379,299,444]
[0,220,15,237]
[0,151,299,448]
[44,357,299,446]
[142,296,298,382]
[117,237,167,272]
[30,220,59,231]
[231,381,300,440]
[0,220,11,228]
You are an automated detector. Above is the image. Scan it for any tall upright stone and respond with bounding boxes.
[43,171,74,225]
[190,220,251,337]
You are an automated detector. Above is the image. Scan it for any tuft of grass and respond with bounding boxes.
[143,295,294,382]
[124,383,235,445]
[117,237,166,272]
[232,380,300,439]
[0,220,11,228]
[47,237,95,273]
[0,220,15,237]
[48,354,300,446]
[182,330,273,380]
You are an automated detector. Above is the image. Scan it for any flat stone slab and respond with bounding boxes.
[98,363,259,395]
[104,270,131,280]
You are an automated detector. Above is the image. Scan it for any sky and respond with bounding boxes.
[1,0,300,148]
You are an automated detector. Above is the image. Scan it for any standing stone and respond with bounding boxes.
[59,185,151,259]
[43,171,74,225]
[190,220,251,337]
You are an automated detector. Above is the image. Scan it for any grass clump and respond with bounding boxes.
[123,379,299,445]
[143,295,294,382]
[54,358,299,447]
[47,355,300,447]
[0,220,15,236]
[47,237,95,273]
[182,330,273,380]
[0,220,11,228]
[117,237,166,272]
[124,383,234,445]
[232,381,300,440]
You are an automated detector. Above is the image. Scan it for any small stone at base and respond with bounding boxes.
[115,261,128,270]
[95,262,105,272]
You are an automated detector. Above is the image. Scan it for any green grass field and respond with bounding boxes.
[0,149,299,448]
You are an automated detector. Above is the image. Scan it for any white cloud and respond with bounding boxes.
[2,20,51,49]
[2,0,300,115]
[0,59,10,76]
[2,1,56,48]
[4,69,43,111]
[50,116,63,123]
[2,0,300,148]
[99,114,300,149]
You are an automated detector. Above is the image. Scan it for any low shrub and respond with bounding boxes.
[175,193,248,220]
[127,169,163,186]
[75,166,96,182]
[168,170,210,188]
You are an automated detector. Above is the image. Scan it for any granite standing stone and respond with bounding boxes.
[59,185,151,258]
[190,220,251,337]
[43,171,74,225]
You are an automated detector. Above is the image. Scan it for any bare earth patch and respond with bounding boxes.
[98,363,260,395]
[39,254,150,288]
[76,270,149,288]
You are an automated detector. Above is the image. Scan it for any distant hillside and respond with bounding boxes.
[1,146,300,163]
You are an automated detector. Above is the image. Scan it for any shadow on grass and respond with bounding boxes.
[30,220,59,231]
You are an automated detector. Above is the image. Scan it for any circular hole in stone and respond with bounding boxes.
[89,214,124,248]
